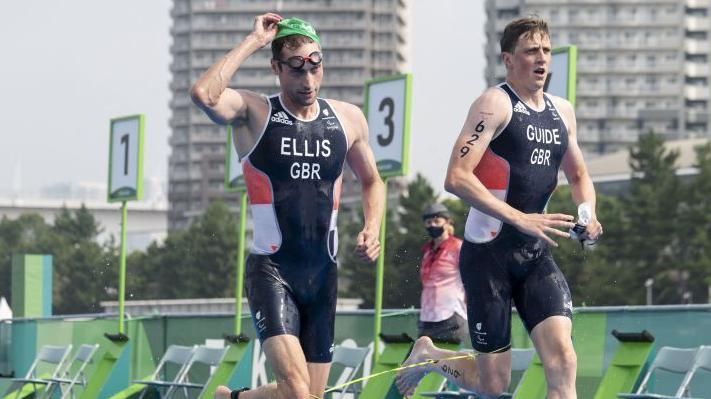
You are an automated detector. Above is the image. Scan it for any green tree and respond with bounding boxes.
[547,187,627,306]
[339,174,439,309]
[550,133,711,306]
[50,206,118,314]
[622,133,684,304]
[0,207,118,315]
[0,214,55,305]
[677,142,711,303]
[129,201,239,300]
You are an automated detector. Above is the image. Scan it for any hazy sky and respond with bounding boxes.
[0,1,485,197]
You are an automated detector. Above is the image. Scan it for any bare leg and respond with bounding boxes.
[233,335,311,399]
[530,316,577,399]
[214,336,332,399]
[474,352,512,397]
[306,363,331,398]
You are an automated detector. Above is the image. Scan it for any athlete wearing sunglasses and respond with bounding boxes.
[191,13,385,399]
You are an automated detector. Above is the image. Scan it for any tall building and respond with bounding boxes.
[169,0,410,229]
[485,0,711,154]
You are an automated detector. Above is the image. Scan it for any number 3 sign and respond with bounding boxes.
[108,115,145,202]
[364,74,412,178]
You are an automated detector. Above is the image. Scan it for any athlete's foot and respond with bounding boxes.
[395,336,439,396]
[215,385,231,399]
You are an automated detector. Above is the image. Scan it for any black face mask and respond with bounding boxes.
[426,226,445,239]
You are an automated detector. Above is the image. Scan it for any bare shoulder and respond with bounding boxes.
[326,98,367,140]
[471,87,512,119]
[479,86,511,104]
[549,95,575,120]
[548,95,577,136]
[473,86,510,108]
[327,99,364,121]
[465,86,512,131]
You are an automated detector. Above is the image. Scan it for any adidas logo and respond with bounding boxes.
[270,111,293,125]
[513,101,530,115]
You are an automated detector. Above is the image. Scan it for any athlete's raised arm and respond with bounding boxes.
[190,13,280,124]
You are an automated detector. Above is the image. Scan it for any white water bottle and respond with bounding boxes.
[570,202,596,248]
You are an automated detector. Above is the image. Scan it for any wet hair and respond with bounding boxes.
[271,35,316,60]
[500,16,549,54]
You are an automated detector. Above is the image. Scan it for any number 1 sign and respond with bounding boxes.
[108,115,145,202]
[364,74,412,178]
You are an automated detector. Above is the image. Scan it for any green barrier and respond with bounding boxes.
[574,313,608,397]
[513,353,546,399]
[592,330,655,399]
[359,333,413,399]
[0,381,11,398]
[199,336,253,399]
[514,313,609,399]
[5,307,711,398]
[410,342,460,399]
[8,322,37,386]
[106,376,151,399]
[81,334,130,399]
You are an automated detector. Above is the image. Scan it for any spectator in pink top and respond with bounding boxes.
[418,203,468,344]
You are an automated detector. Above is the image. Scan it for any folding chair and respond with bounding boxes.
[163,346,227,398]
[325,344,370,399]
[133,345,196,399]
[677,345,711,399]
[592,330,655,399]
[197,336,253,399]
[617,346,698,399]
[44,344,100,399]
[11,344,73,399]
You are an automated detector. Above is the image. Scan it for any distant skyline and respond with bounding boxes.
[0,1,484,198]
[0,0,172,195]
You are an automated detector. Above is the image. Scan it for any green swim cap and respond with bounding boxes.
[275,18,321,45]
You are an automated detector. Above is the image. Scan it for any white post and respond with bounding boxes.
[645,278,654,306]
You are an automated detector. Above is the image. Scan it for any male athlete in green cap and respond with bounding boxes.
[191,13,384,399]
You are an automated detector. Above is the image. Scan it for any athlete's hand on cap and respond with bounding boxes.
[516,213,576,247]
[355,229,381,263]
[250,13,282,47]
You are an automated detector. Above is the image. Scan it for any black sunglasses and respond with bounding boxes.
[277,51,323,70]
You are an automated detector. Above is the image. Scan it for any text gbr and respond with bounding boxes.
[280,137,332,179]
[527,125,561,166]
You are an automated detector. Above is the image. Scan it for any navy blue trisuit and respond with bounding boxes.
[460,82,573,353]
[242,94,348,363]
